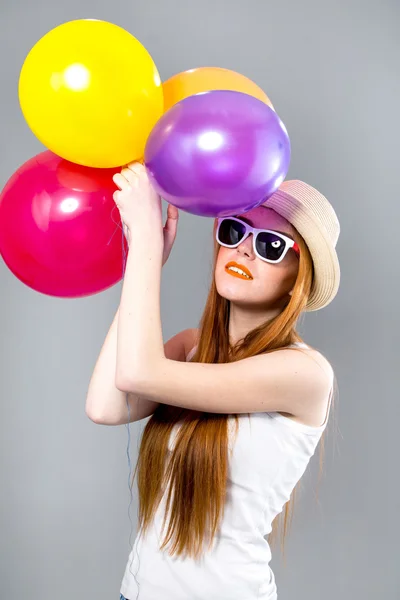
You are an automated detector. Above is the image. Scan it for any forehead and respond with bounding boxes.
[236,206,295,236]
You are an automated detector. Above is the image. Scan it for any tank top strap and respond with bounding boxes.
[186,346,198,362]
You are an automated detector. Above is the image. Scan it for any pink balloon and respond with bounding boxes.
[0,151,126,298]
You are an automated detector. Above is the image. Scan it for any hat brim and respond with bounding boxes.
[262,193,340,311]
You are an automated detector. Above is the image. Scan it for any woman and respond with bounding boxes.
[86,163,340,600]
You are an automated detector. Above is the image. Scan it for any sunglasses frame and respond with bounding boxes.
[216,216,300,264]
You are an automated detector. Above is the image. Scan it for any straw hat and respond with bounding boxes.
[261,180,340,311]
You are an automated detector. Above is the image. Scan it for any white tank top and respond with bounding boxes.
[120,342,332,600]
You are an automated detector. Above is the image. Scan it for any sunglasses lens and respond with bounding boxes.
[256,232,287,261]
[218,219,246,246]
[218,219,289,262]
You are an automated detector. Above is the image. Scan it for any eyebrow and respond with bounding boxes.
[235,216,294,240]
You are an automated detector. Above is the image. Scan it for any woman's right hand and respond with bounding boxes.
[162,203,179,266]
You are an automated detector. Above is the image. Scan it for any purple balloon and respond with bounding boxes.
[144,90,291,217]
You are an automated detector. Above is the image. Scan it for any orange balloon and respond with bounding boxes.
[163,67,274,113]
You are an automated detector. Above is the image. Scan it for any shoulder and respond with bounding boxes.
[267,344,333,382]
[294,345,334,386]
[258,343,334,397]
[274,345,334,422]
[164,328,199,362]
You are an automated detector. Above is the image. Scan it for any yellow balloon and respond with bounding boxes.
[18,19,164,168]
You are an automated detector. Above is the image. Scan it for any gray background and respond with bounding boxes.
[1,0,398,598]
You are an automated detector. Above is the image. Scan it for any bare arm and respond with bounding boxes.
[85,306,197,426]
[117,347,333,423]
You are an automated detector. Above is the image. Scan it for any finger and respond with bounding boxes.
[164,204,179,232]
[127,161,145,174]
[127,162,148,181]
[120,168,138,187]
[167,203,179,221]
[163,205,179,243]
[113,190,126,209]
[113,173,131,190]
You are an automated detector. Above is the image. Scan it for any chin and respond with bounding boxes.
[215,271,255,304]
[216,284,244,303]
[215,269,281,309]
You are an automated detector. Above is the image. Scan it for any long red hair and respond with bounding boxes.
[132,226,337,562]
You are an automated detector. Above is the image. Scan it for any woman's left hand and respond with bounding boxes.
[112,162,163,248]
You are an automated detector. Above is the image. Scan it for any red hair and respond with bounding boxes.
[132,227,337,563]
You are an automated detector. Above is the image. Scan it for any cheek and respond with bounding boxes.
[214,246,224,273]
[216,245,229,266]
[257,261,298,291]
[278,263,299,291]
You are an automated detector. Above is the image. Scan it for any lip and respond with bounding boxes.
[225,261,253,280]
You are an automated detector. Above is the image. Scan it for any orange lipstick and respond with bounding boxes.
[225,261,253,280]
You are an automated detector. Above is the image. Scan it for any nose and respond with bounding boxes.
[236,234,255,259]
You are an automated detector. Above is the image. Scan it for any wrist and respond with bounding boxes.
[126,234,163,264]
[126,226,162,248]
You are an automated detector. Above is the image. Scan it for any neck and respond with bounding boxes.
[228,302,283,346]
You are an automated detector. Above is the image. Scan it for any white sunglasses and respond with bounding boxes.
[216,216,300,264]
